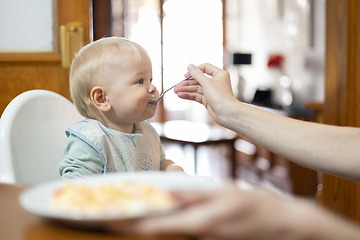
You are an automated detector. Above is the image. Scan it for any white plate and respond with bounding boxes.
[19,172,215,228]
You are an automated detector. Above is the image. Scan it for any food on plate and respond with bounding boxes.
[51,181,176,218]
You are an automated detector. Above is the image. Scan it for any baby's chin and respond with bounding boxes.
[147,109,157,119]
[139,108,157,122]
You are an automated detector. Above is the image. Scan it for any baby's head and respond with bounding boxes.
[70,37,159,131]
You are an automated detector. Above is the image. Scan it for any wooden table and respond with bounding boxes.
[0,183,188,240]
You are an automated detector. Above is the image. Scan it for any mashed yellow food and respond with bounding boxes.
[51,182,176,218]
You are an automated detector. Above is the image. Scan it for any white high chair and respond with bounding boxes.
[0,90,83,185]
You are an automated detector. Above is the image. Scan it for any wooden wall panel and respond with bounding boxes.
[321,0,360,222]
[57,0,91,45]
[356,0,360,221]
[0,64,70,115]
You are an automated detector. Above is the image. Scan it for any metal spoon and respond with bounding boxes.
[150,76,192,103]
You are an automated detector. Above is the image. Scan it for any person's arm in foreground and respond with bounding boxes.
[109,184,360,240]
[174,63,360,182]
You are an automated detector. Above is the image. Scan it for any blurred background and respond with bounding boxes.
[3,0,355,214]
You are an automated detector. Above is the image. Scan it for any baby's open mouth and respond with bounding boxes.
[149,97,159,103]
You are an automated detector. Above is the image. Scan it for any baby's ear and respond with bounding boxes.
[91,86,111,112]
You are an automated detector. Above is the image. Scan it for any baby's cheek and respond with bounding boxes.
[132,98,148,112]
[139,95,150,105]
[129,105,143,115]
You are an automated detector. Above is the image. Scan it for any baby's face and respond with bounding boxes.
[105,53,159,126]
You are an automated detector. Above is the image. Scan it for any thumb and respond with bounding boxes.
[187,64,208,85]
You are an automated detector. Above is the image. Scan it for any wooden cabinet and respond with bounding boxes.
[0,0,91,117]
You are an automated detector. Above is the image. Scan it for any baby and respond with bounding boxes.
[59,37,183,179]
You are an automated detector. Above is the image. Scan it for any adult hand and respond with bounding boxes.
[174,63,239,126]
[132,184,300,240]
[108,183,360,240]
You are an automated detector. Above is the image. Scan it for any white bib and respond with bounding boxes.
[66,119,164,173]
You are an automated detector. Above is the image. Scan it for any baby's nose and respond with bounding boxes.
[148,84,157,93]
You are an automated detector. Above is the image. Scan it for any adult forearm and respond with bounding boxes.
[218,101,360,181]
[274,196,360,240]
[288,199,360,240]
[179,63,360,180]
[311,213,360,240]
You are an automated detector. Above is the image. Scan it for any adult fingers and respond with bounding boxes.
[136,207,212,236]
[186,63,233,100]
[176,78,200,88]
[171,189,218,206]
[186,64,211,86]
[137,185,243,237]
[174,81,204,104]
[134,195,229,237]
[195,63,224,79]
[108,199,216,237]
[188,63,228,85]
[107,190,217,234]
[174,80,203,94]
[176,92,204,103]
[172,183,242,208]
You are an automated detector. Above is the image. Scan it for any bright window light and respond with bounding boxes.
[121,0,223,121]
[163,0,223,112]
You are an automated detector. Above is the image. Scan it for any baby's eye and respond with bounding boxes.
[136,79,144,84]
[150,78,153,83]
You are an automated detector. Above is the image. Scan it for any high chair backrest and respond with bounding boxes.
[0,90,83,185]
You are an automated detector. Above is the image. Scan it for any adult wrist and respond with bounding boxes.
[216,99,243,130]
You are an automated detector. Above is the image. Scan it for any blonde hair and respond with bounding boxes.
[69,37,149,119]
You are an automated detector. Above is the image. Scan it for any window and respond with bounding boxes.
[111,0,223,122]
